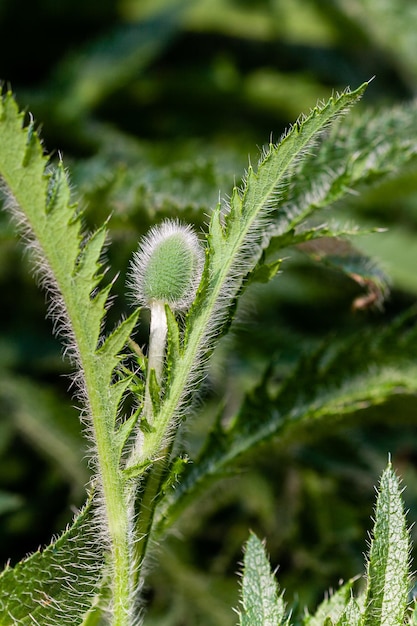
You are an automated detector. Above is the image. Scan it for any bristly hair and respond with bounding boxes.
[127,83,370,470]
[0,90,142,621]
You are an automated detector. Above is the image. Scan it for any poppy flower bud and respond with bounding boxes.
[129,220,204,311]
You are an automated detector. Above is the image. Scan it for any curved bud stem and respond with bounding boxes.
[127,220,204,469]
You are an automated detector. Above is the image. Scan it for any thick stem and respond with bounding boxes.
[82,369,134,625]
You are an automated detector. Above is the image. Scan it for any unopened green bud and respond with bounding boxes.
[129,220,204,311]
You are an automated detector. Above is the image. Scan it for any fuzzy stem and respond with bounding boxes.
[132,455,169,587]
[144,300,168,422]
[129,300,168,469]
[85,376,133,625]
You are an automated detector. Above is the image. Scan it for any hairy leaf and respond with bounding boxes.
[363,463,410,626]
[238,532,286,626]
[266,98,417,249]
[155,309,417,533]
[303,580,354,626]
[0,496,104,625]
[0,90,141,620]
[334,597,363,626]
[0,91,139,454]
[138,83,369,466]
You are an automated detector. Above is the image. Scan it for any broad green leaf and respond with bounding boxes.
[0,496,104,625]
[238,532,286,626]
[363,463,410,626]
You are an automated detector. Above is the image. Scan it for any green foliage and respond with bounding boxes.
[1,1,417,623]
[155,307,417,534]
[239,464,411,626]
[363,464,410,626]
[238,533,287,626]
[135,83,369,470]
[1,71,417,623]
[0,90,140,624]
[0,495,103,625]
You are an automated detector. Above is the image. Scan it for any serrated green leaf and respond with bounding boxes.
[98,311,140,360]
[115,410,140,457]
[0,90,141,620]
[363,463,410,626]
[138,83,368,466]
[304,580,354,626]
[266,222,364,252]
[0,90,138,453]
[0,495,104,625]
[239,532,286,626]
[75,225,108,286]
[269,99,417,245]
[334,597,362,626]
[154,309,417,534]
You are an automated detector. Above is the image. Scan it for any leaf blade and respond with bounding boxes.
[363,463,410,626]
[0,496,104,626]
[239,532,286,626]
[139,83,369,465]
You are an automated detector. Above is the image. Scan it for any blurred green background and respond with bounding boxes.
[1,0,417,624]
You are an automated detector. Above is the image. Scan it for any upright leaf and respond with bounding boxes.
[0,91,139,444]
[303,580,354,626]
[363,463,410,626]
[238,532,287,626]
[0,91,140,623]
[139,83,369,465]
